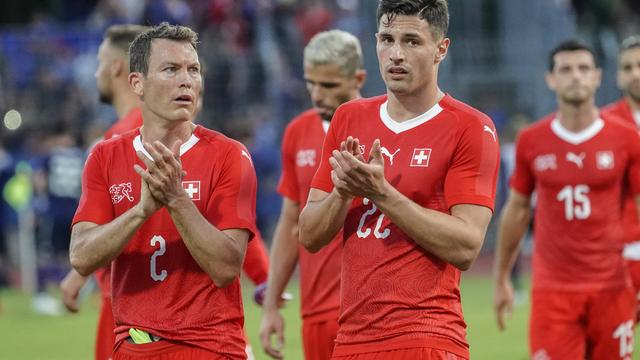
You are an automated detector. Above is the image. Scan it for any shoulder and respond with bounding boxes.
[195,126,250,156]
[518,114,554,140]
[92,129,138,157]
[601,99,625,116]
[286,109,321,133]
[439,95,496,135]
[337,95,387,114]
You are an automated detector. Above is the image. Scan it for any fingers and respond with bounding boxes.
[260,320,284,359]
[369,139,383,165]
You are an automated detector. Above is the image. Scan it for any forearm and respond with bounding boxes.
[168,197,245,287]
[263,216,300,311]
[70,207,147,276]
[374,185,488,270]
[494,204,530,282]
[299,189,351,253]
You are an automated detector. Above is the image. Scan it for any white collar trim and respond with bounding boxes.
[550,118,604,145]
[322,120,330,134]
[133,131,200,161]
[379,100,443,134]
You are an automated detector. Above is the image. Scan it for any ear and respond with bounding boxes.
[545,71,556,91]
[354,69,367,91]
[110,58,124,78]
[435,38,450,64]
[128,72,144,97]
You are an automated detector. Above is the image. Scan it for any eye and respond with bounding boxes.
[408,39,419,47]
[164,66,177,73]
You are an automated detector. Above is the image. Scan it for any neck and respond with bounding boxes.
[556,100,599,132]
[139,113,195,147]
[386,84,443,122]
[112,81,142,119]
[625,94,640,112]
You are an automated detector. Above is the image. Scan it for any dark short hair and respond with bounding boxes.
[620,35,640,53]
[104,24,149,54]
[376,0,449,39]
[548,39,597,72]
[129,22,199,75]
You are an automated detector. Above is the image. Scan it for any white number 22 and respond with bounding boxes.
[150,235,168,282]
[357,198,390,239]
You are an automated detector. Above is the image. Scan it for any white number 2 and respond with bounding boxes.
[557,185,590,220]
[613,320,634,359]
[356,198,390,239]
[150,235,168,282]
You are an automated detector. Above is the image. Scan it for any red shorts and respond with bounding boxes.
[113,340,228,360]
[530,287,635,360]
[96,296,116,360]
[302,314,340,360]
[331,347,465,360]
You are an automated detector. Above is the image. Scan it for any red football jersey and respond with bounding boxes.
[73,125,257,358]
[104,108,144,140]
[510,114,640,291]
[602,99,640,244]
[95,108,144,299]
[277,109,341,320]
[311,95,499,357]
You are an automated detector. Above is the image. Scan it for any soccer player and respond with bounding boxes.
[259,30,366,360]
[69,23,257,360]
[602,35,640,319]
[494,39,640,360]
[299,1,500,359]
[60,24,148,360]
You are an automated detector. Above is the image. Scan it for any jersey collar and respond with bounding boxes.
[379,100,443,134]
[550,118,604,145]
[133,128,200,161]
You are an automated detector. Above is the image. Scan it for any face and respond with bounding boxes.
[618,47,640,103]
[95,39,115,104]
[130,39,202,123]
[304,63,363,121]
[546,50,601,106]
[376,14,448,96]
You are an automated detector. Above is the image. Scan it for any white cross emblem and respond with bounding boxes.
[596,151,614,170]
[410,148,432,167]
[182,181,200,200]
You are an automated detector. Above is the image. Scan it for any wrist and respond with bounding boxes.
[166,193,192,211]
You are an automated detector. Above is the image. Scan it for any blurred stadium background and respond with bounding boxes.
[0,0,639,359]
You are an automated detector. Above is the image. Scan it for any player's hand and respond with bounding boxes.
[330,138,388,200]
[60,269,89,313]
[259,309,285,359]
[135,141,188,207]
[494,278,514,331]
[133,163,163,218]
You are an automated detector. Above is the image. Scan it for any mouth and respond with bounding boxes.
[174,94,194,105]
[388,67,408,79]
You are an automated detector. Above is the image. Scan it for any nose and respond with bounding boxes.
[178,68,193,89]
[309,85,325,106]
[389,42,405,63]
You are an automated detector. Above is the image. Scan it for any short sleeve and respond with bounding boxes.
[310,109,341,193]
[72,145,115,226]
[509,131,535,197]
[206,142,258,240]
[276,122,301,202]
[626,129,640,196]
[444,117,500,211]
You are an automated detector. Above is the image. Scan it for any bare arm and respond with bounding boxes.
[60,269,89,312]
[168,195,249,287]
[259,198,301,359]
[374,188,493,270]
[493,189,531,331]
[299,188,351,253]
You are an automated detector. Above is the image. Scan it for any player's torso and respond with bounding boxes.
[331,98,467,345]
[525,119,631,290]
[288,112,342,318]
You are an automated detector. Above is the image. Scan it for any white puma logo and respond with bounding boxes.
[380,147,400,165]
[566,152,586,168]
[483,125,497,142]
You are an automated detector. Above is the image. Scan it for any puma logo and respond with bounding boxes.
[381,147,400,165]
[566,152,586,168]
[483,125,497,142]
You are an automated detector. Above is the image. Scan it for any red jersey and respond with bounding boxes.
[104,108,143,140]
[602,99,640,244]
[278,109,341,320]
[311,95,499,357]
[73,125,257,358]
[510,114,640,291]
[95,108,144,299]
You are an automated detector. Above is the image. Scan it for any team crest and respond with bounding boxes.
[596,151,614,170]
[410,148,432,167]
[109,183,134,204]
[534,154,557,172]
[182,181,201,201]
[296,150,316,167]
